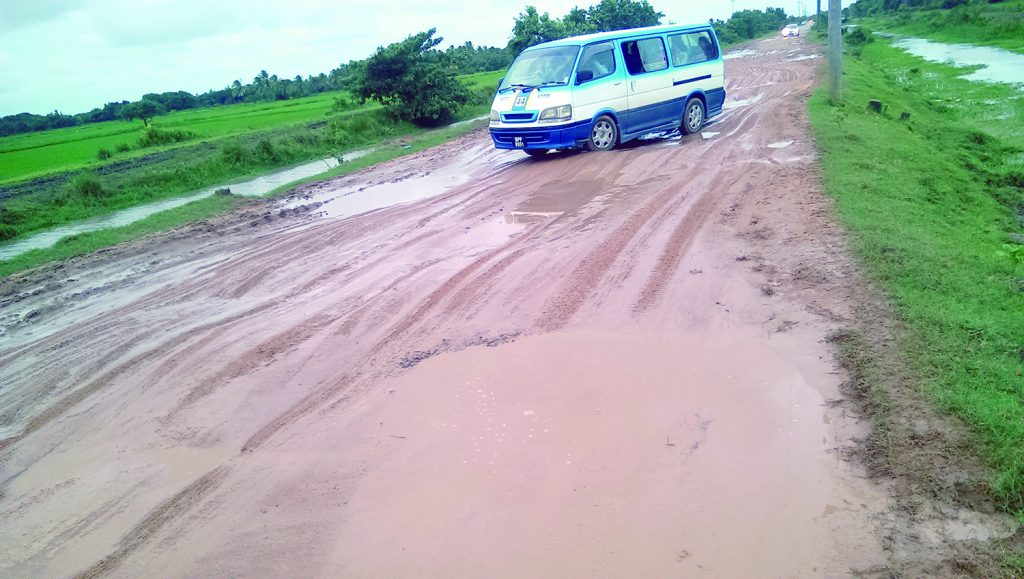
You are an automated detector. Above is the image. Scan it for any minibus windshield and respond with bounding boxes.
[499,46,580,91]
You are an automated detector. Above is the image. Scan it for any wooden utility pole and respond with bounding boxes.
[828,0,843,104]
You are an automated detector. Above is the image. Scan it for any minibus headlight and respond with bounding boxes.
[539,105,572,122]
[489,109,499,123]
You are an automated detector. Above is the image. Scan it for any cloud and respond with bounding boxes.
[0,0,830,116]
[0,0,89,33]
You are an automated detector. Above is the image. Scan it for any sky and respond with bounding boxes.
[0,0,842,117]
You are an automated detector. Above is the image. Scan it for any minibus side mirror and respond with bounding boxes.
[497,77,504,90]
[575,70,594,85]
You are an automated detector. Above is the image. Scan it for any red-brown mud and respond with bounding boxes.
[1,34,903,576]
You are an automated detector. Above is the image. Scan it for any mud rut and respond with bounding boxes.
[2,36,893,576]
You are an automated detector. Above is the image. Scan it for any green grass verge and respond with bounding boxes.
[860,1,1024,53]
[0,119,489,279]
[809,37,1024,510]
[0,70,503,185]
[0,72,500,245]
[0,194,242,278]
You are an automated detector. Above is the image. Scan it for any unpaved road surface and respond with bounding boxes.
[1,35,890,576]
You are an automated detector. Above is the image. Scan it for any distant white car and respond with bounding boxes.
[782,23,800,37]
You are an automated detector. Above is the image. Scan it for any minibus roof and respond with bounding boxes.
[525,23,713,51]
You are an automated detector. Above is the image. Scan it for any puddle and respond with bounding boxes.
[788,54,821,61]
[891,37,1024,89]
[449,114,489,128]
[767,140,794,149]
[700,131,719,140]
[284,146,486,220]
[328,331,884,576]
[0,150,370,261]
[723,92,765,110]
[724,49,757,60]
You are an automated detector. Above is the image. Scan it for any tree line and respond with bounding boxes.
[1,0,793,137]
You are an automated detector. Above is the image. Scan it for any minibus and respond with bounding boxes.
[489,23,725,155]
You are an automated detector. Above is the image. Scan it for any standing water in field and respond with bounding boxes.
[0,151,371,261]
[890,37,1024,89]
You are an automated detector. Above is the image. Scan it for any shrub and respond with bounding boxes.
[66,175,111,201]
[97,148,112,160]
[115,142,131,153]
[220,143,250,165]
[138,125,195,148]
[255,139,279,162]
[0,224,16,241]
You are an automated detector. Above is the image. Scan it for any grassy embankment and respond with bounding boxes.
[0,118,485,278]
[862,1,1024,53]
[0,71,501,256]
[808,32,1024,522]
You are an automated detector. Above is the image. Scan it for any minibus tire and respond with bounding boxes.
[681,98,705,135]
[587,115,618,151]
[525,149,548,157]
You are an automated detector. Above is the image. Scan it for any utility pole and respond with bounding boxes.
[816,0,822,25]
[828,0,843,104]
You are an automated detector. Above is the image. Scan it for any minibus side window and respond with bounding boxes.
[668,31,718,67]
[577,43,616,83]
[620,37,668,75]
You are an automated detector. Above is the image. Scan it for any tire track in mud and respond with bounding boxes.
[71,466,228,579]
[0,37,848,575]
[537,181,681,332]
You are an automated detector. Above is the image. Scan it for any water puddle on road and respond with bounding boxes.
[891,37,1024,89]
[283,146,490,220]
[767,140,794,149]
[724,48,757,60]
[327,331,885,576]
[0,150,371,261]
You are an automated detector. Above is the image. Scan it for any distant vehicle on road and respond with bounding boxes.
[782,23,801,37]
[489,23,725,156]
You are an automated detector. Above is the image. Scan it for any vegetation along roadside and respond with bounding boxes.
[808,20,1024,569]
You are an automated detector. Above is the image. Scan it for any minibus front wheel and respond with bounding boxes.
[587,115,618,151]
[682,98,706,135]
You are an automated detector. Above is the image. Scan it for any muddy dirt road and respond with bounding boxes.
[1,35,890,576]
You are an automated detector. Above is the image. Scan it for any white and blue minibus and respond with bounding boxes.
[489,23,725,156]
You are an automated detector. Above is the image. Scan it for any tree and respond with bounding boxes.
[507,1,664,54]
[586,0,663,31]
[507,6,566,54]
[121,99,166,126]
[349,28,470,126]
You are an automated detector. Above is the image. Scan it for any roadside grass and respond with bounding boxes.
[861,1,1024,53]
[0,194,241,278]
[0,73,499,245]
[0,71,502,185]
[0,119,489,278]
[809,38,1024,512]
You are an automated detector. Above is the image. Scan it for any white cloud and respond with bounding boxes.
[0,0,838,116]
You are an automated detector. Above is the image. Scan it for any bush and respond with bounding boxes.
[66,175,111,201]
[115,142,131,153]
[138,125,195,148]
[220,143,250,165]
[97,148,112,160]
[331,95,358,112]
[255,139,279,162]
[846,27,873,46]
[0,224,16,241]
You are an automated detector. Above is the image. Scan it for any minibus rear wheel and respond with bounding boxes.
[681,98,705,135]
[587,115,618,151]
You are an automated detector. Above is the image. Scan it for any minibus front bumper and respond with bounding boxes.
[489,121,590,150]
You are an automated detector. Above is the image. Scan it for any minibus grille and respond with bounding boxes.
[492,132,550,145]
[500,112,537,123]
